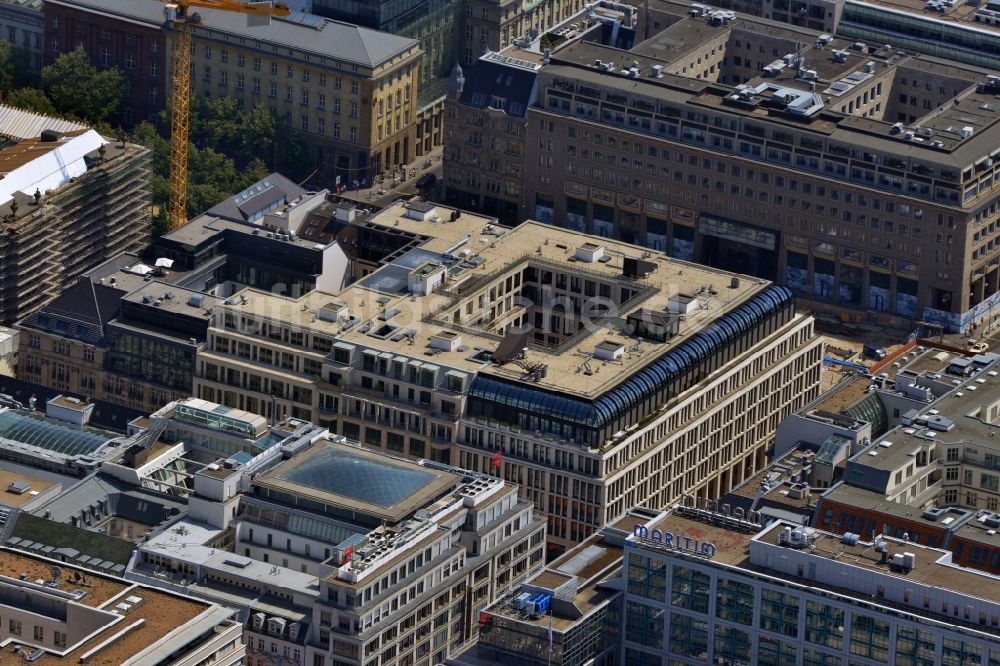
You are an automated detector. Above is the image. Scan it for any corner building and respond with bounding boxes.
[447,0,1000,331]
[621,505,1000,665]
[45,0,422,182]
[194,201,823,556]
[128,421,545,666]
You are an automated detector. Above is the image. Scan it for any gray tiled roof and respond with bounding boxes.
[458,58,537,118]
[208,172,304,222]
[36,474,184,525]
[46,0,163,23]
[47,0,418,68]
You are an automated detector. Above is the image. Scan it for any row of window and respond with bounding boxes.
[625,555,998,663]
[467,285,794,446]
[6,618,67,647]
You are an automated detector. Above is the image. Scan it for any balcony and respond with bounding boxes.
[911,477,943,507]
[967,454,1000,472]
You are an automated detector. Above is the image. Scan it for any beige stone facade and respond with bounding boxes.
[18,324,190,414]
[188,22,421,184]
[46,0,422,184]
[447,0,1000,332]
[194,200,823,555]
[461,0,590,65]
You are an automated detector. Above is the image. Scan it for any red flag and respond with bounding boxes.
[491,450,502,469]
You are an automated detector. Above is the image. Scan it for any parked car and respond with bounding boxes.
[862,343,887,360]
[967,339,989,353]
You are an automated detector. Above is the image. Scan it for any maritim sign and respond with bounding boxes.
[632,524,716,558]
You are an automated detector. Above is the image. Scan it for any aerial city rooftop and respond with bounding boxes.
[0,0,996,661]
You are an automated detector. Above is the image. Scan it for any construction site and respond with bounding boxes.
[0,107,150,325]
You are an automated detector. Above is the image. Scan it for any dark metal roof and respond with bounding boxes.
[37,474,183,526]
[8,512,135,565]
[18,281,124,343]
[207,173,306,223]
[458,59,537,118]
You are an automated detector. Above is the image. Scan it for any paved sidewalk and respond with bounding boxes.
[335,145,444,210]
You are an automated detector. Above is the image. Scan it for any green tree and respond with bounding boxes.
[0,42,34,94]
[190,97,241,154]
[187,146,268,215]
[151,206,169,238]
[239,103,278,163]
[41,46,127,124]
[189,96,276,169]
[4,88,57,116]
[282,131,311,182]
[131,96,277,229]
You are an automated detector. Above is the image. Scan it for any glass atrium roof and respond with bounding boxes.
[276,447,436,508]
[0,410,113,456]
[816,434,852,465]
[358,264,412,295]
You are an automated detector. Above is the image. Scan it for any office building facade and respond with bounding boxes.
[447,0,1000,331]
[45,0,422,183]
[128,424,545,666]
[16,275,219,414]
[194,199,823,555]
[622,504,1000,665]
[16,173,350,415]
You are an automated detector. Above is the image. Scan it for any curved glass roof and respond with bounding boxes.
[276,447,437,508]
[845,392,888,438]
[241,497,364,545]
[0,410,113,456]
[469,285,795,430]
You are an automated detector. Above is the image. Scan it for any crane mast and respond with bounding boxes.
[163,1,290,231]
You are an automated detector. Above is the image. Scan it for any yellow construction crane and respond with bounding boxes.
[162,1,290,230]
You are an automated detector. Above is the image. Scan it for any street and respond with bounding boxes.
[333,145,444,210]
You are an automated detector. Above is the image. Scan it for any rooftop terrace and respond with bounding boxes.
[530,0,1000,163]
[222,201,769,399]
[485,531,623,631]
[855,353,1000,472]
[631,509,1000,626]
[755,520,1000,605]
[0,548,217,666]
[0,468,55,508]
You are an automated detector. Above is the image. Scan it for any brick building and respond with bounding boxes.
[45,0,167,126]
